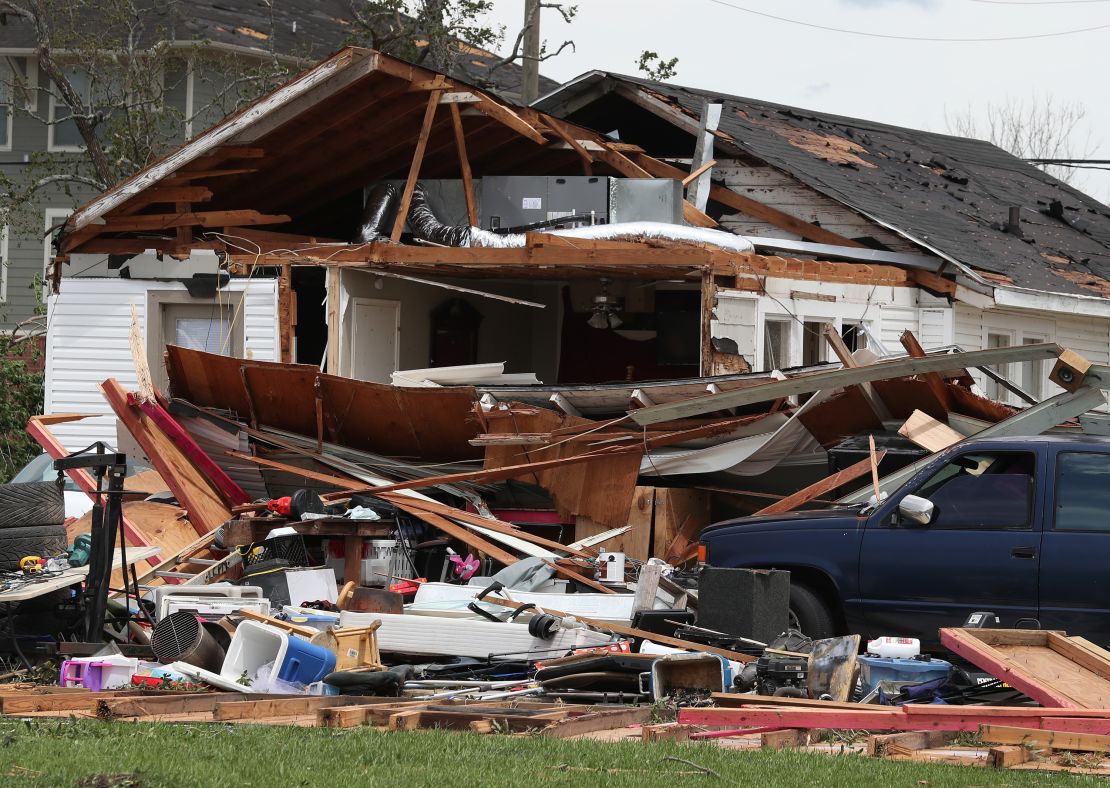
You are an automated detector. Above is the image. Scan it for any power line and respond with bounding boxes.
[972,0,1110,5]
[705,0,1110,41]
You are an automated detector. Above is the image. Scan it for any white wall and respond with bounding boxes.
[954,302,1110,403]
[44,277,278,451]
[713,278,950,370]
[337,270,562,384]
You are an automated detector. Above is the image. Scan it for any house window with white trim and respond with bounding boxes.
[763,317,792,371]
[1020,335,1048,400]
[984,330,1014,401]
[0,226,9,302]
[43,208,71,281]
[48,67,90,150]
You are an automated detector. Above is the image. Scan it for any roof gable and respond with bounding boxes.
[539,72,1110,297]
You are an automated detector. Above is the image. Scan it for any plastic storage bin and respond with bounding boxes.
[60,655,138,691]
[857,655,952,695]
[221,620,335,689]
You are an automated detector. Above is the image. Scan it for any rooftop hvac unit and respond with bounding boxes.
[479,176,683,232]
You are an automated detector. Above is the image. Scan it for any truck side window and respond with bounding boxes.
[907,451,1035,531]
[1054,452,1110,532]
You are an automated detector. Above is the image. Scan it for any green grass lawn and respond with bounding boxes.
[0,718,1102,787]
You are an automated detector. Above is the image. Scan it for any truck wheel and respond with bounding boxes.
[789,584,836,639]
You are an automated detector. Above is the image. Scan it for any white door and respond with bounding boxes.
[351,298,400,383]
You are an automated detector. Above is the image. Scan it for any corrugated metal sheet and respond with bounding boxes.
[44,277,278,451]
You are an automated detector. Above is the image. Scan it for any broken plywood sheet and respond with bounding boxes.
[898,410,965,453]
[941,628,1110,709]
[67,501,192,587]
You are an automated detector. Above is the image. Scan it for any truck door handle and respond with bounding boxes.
[1011,547,1036,559]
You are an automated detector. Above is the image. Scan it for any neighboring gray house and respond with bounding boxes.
[0,2,551,331]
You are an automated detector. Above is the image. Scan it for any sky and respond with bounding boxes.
[479,0,1110,203]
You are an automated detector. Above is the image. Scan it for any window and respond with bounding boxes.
[0,225,8,302]
[1021,335,1047,400]
[909,451,1035,530]
[1054,452,1110,532]
[763,318,791,371]
[841,320,869,353]
[984,331,1013,401]
[43,209,71,281]
[49,67,89,150]
[801,321,827,366]
[0,60,11,150]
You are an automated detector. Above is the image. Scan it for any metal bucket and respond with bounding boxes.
[151,611,227,672]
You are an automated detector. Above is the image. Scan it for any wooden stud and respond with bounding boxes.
[101,209,290,233]
[391,90,443,242]
[980,724,1110,753]
[326,265,340,374]
[900,329,953,410]
[277,264,294,364]
[449,102,479,227]
[546,117,594,176]
[755,452,886,515]
[823,323,892,421]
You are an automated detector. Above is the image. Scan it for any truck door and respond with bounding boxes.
[1038,448,1110,645]
[857,449,1042,644]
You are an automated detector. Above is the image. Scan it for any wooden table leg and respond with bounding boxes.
[344,535,362,586]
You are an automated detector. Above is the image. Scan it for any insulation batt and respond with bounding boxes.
[468,221,755,253]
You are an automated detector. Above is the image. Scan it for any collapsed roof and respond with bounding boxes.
[536,72,1110,297]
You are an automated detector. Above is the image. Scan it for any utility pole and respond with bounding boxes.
[522,0,540,104]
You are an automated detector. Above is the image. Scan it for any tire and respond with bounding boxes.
[0,524,68,571]
[0,482,65,529]
[788,583,837,639]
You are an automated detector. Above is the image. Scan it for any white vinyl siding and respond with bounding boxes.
[44,277,279,450]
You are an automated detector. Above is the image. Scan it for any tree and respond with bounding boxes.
[636,50,679,82]
[946,95,1094,186]
[347,1,576,87]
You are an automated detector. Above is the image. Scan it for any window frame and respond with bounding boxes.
[43,208,71,281]
[903,450,1037,531]
[1052,450,1110,533]
[0,224,8,303]
[761,316,793,371]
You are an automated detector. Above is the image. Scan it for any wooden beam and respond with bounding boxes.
[101,210,291,233]
[467,95,547,145]
[633,154,866,248]
[755,451,887,515]
[678,706,1110,734]
[823,323,892,421]
[391,90,442,242]
[900,329,953,409]
[911,269,958,297]
[546,117,593,176]
[629,343,1064,425]
[683,158,717,187]
[278,264,294,363]
[166,168,259,181]
[979,724,1110,753]
[393,503,518,566]
[449,102,479,227]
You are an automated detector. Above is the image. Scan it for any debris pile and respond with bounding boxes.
[1,334,1109,775]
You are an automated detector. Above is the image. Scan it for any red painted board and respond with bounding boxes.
[677,707,1110,735]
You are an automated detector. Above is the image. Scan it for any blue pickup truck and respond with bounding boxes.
[700,435,1110,646]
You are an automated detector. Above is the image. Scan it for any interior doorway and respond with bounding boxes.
[350,297,401,382]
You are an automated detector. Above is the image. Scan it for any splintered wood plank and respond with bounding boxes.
[755,452,885,515]
[539,706,653,738]
[942,628,1110,709]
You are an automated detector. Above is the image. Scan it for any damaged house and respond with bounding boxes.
[40,47,1110,563]
[537,73,1110,404]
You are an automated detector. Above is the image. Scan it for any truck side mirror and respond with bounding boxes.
[898,495,934,526]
